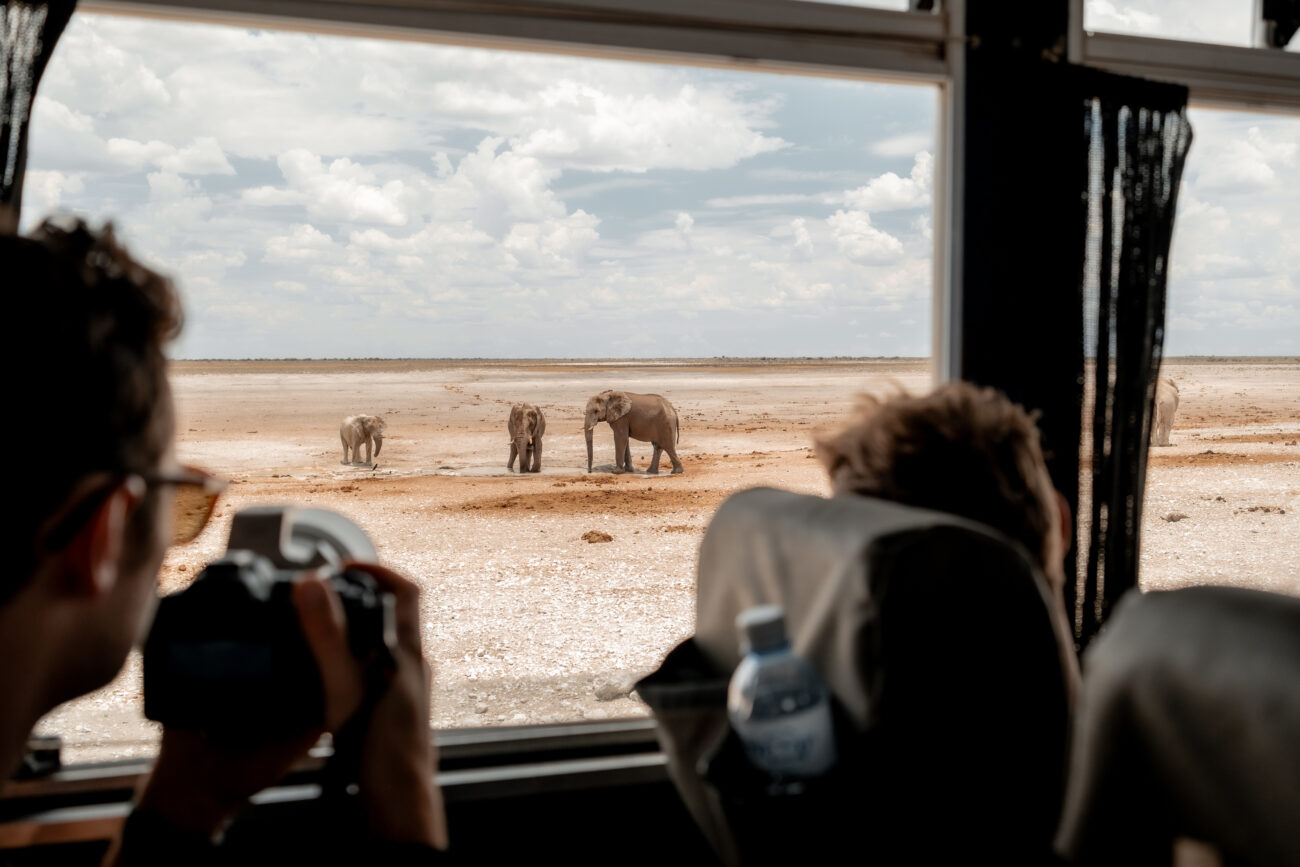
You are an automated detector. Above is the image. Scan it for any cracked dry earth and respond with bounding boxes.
[38,358,1300,763]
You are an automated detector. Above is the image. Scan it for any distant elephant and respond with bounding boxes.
[1152,377,1179,447]
[340,414,386,464]
[507,403,546,473]
[584,390,683,474]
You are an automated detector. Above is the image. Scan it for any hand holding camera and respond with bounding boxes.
[132,508,446,849]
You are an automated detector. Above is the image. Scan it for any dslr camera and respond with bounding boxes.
[144,506,396,738]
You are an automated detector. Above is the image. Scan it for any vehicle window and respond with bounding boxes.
[25,12,937,762]
[1084,0,1300,50]
[1137,107,1300,596]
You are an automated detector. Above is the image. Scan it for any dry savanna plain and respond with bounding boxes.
[40,358,1300,762]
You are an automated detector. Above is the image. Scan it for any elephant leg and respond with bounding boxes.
[648,442,663,475]
[612,428,630,474]
[530,438,542,473]
[663,440,684,474]
[508,442,518,470]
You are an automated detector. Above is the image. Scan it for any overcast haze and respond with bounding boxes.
[20,3,1300,358]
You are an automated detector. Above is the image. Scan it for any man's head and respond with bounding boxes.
[815,382,1069,586]
[2,217,183,718]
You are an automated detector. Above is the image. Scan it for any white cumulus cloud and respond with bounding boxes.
[827,210,904,263]
[274,149,410,226]
[842,151,932,212]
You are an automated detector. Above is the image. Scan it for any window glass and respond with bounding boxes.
[1139,107,1300,596]
[26,12,936,762]
[1084,0,1300,50]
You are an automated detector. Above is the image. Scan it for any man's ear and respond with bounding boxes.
[67,478,145,597]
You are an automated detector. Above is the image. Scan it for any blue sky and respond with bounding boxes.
[19,4,1300,358]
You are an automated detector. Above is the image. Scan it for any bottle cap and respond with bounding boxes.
[736,605,788,653]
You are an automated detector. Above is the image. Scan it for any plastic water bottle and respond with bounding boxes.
[727,605,837,781]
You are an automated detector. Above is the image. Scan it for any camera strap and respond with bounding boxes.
[318,657,396,822]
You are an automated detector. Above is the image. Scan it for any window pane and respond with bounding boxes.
[26,12,936,762]
[1139,107,1300,596]
[1085,0,1300,50]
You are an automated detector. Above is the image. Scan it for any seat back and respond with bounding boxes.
[640,487,1073,865]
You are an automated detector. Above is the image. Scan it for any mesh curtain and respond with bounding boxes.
[1069,71,1194,652]
[1,0,75,219]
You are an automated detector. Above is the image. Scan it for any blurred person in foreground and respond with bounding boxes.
[815,381,1082,694]
[0,214,448,862]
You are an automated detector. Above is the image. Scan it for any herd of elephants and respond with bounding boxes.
[334,377,1180,476]
[338,388,686,475]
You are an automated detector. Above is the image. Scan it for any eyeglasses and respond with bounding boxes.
[145,466,228,546]
[37,465,228,552]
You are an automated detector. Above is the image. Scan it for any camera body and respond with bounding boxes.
[144,506,396,738]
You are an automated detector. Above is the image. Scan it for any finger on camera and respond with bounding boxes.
[292,577,364,729]
[340,561,422,650]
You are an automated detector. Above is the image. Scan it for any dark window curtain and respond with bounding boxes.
[1069,70,1193,652]
[1262,0,1300,48]
[1,0,76,219]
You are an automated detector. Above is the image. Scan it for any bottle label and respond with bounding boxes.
[736,703,837,778]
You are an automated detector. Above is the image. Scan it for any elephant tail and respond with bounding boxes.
[675,408,681,444]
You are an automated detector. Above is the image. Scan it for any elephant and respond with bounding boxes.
[1152,377,1179,447]
[340,414,386,465]
[507,403,546,473]
[584,390,683,474]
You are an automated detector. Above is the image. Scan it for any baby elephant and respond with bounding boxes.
[340,414,386,465]
[1152,377,1179,447]
[507,403,546,473]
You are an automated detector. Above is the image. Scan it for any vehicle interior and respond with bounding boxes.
[1,1,1296,864]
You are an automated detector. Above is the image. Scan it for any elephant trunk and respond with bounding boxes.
[373,434,383,458]
[585,425,594,473]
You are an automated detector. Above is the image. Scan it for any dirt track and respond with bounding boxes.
[38,359,1300,762]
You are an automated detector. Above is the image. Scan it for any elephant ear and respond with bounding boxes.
[606,392,632,422]
[534,407,546,437]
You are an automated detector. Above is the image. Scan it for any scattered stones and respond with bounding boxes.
[474,704,488,714]
[1215,496,1226,502]
[1162,512,1190,522]
[582,530,613,543]
[1242,505,1286,515]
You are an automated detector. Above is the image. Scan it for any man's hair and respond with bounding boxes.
[815,382,1058,573]
[8,217,183,596]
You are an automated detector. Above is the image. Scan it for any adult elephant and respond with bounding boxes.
[507,403,546,473]
[1152,377,1179,447]
[340,414,386,464]
[584,390,683,474]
